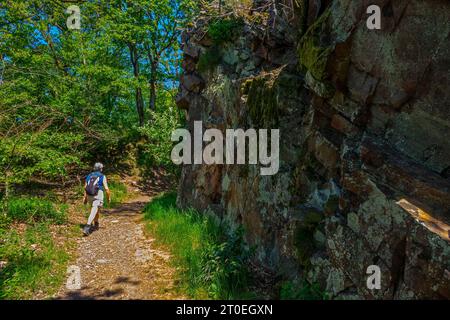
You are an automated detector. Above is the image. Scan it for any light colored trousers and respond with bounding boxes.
[87,190,104,225]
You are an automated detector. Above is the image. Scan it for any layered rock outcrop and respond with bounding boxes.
[176,0,450,299]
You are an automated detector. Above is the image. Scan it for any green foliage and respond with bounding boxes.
[280,280,329,300]
[0,223,69,299]
[137,98,185,177]
[6,197,67,224]
[0,0,198,300]
[0,132,85,186]
[207,17,243,44]
[0,201,10,229]
[0,0,197,190]
[200,227,252,299]
[0,0,134,188]
[144,193,252,299]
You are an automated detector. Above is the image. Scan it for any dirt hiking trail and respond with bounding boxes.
[57,179,185,300]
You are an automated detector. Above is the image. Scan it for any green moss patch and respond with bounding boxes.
[243,70,283,128]
[298,10,333,82]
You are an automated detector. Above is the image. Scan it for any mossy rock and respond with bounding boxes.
[244,71,280,128]
[324,195,339,215]
[303,208,324,226]
[294,225,315,267]
[197,46,222,73]
[241,67,300,129]
[304,153,326,180]
[293,208,325,267]
[243,65,303,128]
[305,70,335,98]
[240,78,254,95]
[298,9,333,82]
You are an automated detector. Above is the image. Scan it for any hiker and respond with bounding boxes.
[83,162,111,236]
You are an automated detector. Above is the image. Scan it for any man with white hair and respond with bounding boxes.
[82,162,111,236]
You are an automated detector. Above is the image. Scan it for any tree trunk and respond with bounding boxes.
[149,60,157,111]
[136,88,145,126]
[5,170,11,200]
[128,44,145,126]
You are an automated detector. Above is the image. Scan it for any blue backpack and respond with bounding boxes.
[85,172,104,196]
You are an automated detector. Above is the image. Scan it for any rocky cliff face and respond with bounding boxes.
[176,0,450,299]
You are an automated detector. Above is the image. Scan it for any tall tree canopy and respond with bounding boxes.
[0,0,196,193]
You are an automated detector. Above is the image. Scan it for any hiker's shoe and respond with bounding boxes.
[83,224,92,236]
[93,222,99,231]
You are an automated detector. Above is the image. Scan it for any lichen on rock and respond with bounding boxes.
[176,0,450,300]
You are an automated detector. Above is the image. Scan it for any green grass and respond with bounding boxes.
[143,192,253,299]
[6,197,67,224]
[0,195,73,299]
[0,222,69,299]
[106,180,128,208]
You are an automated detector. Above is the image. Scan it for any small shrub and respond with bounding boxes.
[6,197,67,224]
[200,227,252,299]
[207,17,243,44]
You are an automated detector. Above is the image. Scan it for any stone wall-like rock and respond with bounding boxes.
[176,0,450,299]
